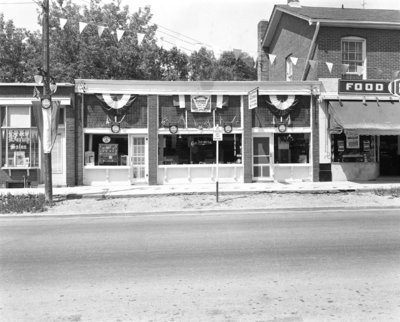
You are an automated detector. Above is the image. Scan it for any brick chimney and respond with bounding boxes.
[288,0,301,7]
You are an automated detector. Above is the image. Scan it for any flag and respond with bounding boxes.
[216,95,224,109]
[116,29,125,42]
[268,54,276,65]
[79,22,87,34]
[326,62,333,73]
[59,18,67,30]
[32,101,61,154]
[97,25,106,37]
[173,95,186,108]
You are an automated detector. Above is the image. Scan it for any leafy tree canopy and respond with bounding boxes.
[0,1,256,83]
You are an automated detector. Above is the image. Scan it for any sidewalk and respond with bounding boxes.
[2,180,400,199]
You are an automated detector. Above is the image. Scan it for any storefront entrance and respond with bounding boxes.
[379,136,400,176]
[252,136,272,181]
[130,136,148,184]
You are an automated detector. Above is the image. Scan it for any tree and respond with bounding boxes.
[188,47,216,81]
[158,47,189,81]
[212,50,256,81]
[0,14,41,82]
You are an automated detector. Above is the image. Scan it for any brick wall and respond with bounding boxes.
[267,13,314,81]
[148,95,158,185]
[75,94,83,186]
[313,27,400,80]
[311,96,319,182]
[257,20,269,81]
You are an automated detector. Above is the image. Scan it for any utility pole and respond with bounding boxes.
[42,0,53,203]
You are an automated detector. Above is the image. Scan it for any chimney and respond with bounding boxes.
[288,0,301,7]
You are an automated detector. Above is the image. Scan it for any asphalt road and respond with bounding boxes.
[1,208,400,321]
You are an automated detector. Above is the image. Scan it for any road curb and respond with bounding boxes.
[2,204,400,220]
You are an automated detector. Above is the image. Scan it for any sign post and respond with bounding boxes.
[213,125,223,202]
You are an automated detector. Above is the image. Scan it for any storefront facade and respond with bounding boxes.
[0,83,74,188]
[319,78,400,181]
[75,79,321,186]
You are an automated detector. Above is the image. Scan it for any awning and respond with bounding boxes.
[329,100,400,135]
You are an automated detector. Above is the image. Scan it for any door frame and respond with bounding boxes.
[129,134,148,184]
[252,133,274,181]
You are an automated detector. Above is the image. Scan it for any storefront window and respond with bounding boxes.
[1,106,39,168]
[332,133,375,162]
[84,134,128,166]
[158,134,242,165]
[274,133,310,164]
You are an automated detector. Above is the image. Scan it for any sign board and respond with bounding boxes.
[191,95,211,113]
[338,80,391,95]
[389,79,400,96]
[98,143,118,165]
[213,126,223,141]
[248,87,259,109]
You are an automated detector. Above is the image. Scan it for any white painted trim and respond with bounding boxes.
[0,98,71,105]
[83,128,148,134]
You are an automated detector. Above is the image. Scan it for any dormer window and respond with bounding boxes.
[341,37,366,80]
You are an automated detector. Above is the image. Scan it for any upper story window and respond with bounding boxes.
[285,55,294,81]
[341,37,366,80]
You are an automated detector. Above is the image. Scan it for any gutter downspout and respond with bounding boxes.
[302,21,320,81]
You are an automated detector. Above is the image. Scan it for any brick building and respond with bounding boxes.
[258,2,400,181]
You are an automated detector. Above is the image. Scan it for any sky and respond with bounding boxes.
[1,0,399,58]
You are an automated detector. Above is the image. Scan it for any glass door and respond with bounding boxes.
[130,136,148,184]
[253,135,273,181]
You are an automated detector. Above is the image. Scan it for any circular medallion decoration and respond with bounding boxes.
[102,136,111,143]
[224,123,233,133]
[169,124,178,134]
[278,123,287,133]
[41,98,51,109]
[111,124,120,133]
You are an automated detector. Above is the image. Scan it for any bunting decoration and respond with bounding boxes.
[326,62,333,73]
[233,49,242,60]
[97,25,105,37]
[79,22,87,34]
[290,56,298,65]
[116,29,125,42]
[308,60,317,69]
[137,32,145,44]
[357,65,364,76]
[266,95,298,117]
[341,64,349,74]
[268,54,276,65]
[59,18,67,30]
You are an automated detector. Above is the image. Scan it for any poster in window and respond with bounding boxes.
[191,95,211,113]
[14,151,26,167]
[338,140,345,152]
[346,135,359,149]
[363,139,370,151]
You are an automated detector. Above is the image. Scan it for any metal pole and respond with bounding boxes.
[42,0,53,203]
[216,139,219,202]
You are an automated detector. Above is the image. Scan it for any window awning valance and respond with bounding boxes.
[329,100,400,135]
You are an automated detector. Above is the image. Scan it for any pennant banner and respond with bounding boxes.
[137,32,145,44]
[341,64,349,74]
[59,18,67,30]
[326,62,333,73]
[356,65,364,76]
[97,25,106,37]
[233,49,242,60]
[79,22,87,34]
[290,56,298,65]
[268,54,276,65]
[309,60,317,69]
[32,101,61,154]
[116,29,125,42]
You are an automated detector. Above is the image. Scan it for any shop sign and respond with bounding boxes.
[191,95,211,113]
[338,80,390,94]
[8,129,30,151]
[248,87,259,109]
